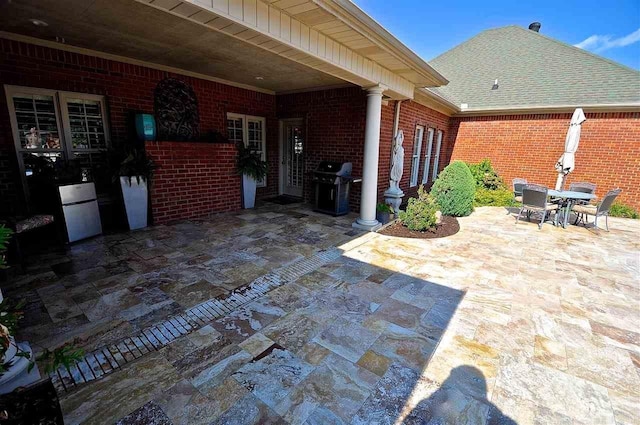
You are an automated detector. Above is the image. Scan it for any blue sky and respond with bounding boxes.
[354,0,640,70]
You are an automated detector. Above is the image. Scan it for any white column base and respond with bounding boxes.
[352,219,382,232]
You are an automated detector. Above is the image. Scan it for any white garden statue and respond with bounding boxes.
[389,130,404,192]
[384,129,405,213]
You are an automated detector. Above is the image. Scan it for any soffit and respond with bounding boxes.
[0,0,349,93]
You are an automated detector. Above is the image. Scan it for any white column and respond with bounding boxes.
[353,85,385,231]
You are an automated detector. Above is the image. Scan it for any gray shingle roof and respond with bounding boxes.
[428,25,640,110]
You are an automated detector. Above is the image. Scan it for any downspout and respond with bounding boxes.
[392,100,403,140]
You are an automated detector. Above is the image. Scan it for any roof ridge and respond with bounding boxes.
[431,25,639,74]
[506,25,640,74]
[425,24,639,110]
[429,25,520,64]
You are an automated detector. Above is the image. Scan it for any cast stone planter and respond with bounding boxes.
[120,176,148,230]
[242,174,257,209]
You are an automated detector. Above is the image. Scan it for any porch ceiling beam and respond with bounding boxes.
[134,0,416,99]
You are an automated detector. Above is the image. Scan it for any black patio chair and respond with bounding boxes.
[512,178,527,203]
[516,184,558,229]
[569,181,597,206]
[569,182,596,195]
[572,188,621,231]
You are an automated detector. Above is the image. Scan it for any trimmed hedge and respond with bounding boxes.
[474,187,516,207]
[399,185,438,231]
[609,203,639,219]
[431,161,475,217]
[467,159,505,190]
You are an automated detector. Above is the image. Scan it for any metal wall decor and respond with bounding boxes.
[154,78,200,141]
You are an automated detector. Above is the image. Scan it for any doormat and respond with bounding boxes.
[264,195,303,205]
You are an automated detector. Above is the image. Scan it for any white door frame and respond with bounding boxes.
[279,118,305,196]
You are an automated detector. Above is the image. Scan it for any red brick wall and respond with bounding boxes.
[449,112,640,209]
[276,91,451,211]
[0,38,278,221]
[145,141,240,223]
[276,87,367,210]
[381,100,451,201]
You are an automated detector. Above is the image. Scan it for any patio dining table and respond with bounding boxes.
[548,189,597,228]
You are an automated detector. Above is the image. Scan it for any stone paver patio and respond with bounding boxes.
[5,203,640,424]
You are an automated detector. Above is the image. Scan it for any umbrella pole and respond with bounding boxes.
[555,173,565,191]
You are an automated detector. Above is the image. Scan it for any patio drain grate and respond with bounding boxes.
[50,247,343,393]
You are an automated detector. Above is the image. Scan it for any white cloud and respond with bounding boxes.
[574,28,640,53]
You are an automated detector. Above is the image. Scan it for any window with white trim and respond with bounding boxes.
[410,125,424,187]
[432,129,443,181]
[422,128,435,184]
[227,113,267,187]
[6,85,110,196]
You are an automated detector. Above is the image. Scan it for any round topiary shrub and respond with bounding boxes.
[430,161,476,217]
[399,185,438,231]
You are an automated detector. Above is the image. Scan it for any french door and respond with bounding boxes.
[279,119,304,197]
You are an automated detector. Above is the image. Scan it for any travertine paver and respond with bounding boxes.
[5,204,640,424]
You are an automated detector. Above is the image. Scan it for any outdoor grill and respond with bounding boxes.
[312,161,354,216]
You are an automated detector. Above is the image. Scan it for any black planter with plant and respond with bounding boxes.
[236,142,268,209]
[376,202,395,224]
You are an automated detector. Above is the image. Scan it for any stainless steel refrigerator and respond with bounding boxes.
[58,182,102,243]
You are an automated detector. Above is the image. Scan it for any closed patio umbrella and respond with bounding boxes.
[555,108,586,190]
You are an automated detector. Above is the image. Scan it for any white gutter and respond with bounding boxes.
[421,88,640,116]
[455,103,640,116]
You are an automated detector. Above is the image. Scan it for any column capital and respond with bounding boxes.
[364,84,387,96]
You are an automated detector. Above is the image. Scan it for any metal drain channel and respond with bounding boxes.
[51,247,343,393]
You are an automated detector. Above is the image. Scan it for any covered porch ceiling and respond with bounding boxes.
[0,0,349,94]
[0,0,448,99]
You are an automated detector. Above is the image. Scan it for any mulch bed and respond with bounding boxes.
[379,215,460,239]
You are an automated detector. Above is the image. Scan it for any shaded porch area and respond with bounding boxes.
[10,201,362,354]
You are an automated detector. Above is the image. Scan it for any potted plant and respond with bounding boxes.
[0,299,83,423]
[236,142,268,209]
[376,202,395,224]
[112,146,156,230]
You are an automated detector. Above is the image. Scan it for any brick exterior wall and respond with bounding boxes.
[0,38,277,222]
[276,87,367,210]
[380,100,452,201]
[145,141,240,223]
[448,112,640,209]
[275,92,450,212]
[2,38,638,223]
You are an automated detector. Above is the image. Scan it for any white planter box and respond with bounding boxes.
[120,176,148,230]
[242,174,257,209]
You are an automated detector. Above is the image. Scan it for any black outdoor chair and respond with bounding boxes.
[512,178,527,203]
[569,182,597,195]
[516,184,558,229]
[569,182,597,206]
[572,188,621,231]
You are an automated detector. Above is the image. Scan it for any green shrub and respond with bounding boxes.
[430,161,476,217]
[399,185,438,231]
[609,203,639,219]
[474,188,517,207]
[467,159,505,190]
[0,225,11,269]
